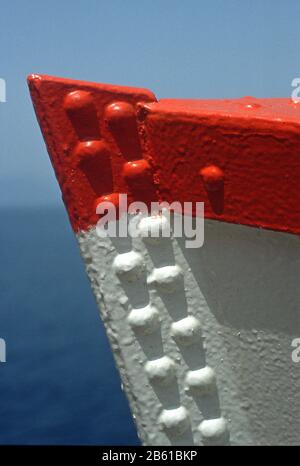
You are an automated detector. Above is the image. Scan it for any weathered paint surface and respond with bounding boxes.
[77,218,300,445]
[27,74,156,231]
[28,74,300,235]
[28,75,300,445]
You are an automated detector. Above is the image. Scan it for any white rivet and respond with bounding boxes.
[113,251,144,281]
[185,366,216,394]
[147,265,182,293]
[199,417,228,445]
[145,356,176,385]
[138,214,170,243]
[128,304,160,335]
[159,406,189,436]
[171,316,202,346]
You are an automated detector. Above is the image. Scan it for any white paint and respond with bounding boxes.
[77,218,300,445]
[158,406,189,437]
[185,366,216,395]
[171,316,202,346]
[147,265,183,293]
[113,250,145,281]
[128,304,160,335]
[199,417,228,445]
[138,214,170,242]
[145,356,176,385]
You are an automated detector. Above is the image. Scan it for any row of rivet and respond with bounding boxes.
[112,217,190,438]
[64,91,153,213]
[137,215,228,444]
[64,89,225,219]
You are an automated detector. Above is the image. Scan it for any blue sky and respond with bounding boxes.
[1,0,299,207]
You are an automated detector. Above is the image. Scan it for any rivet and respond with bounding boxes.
[200,165,224,191]
[64,90,94,112]
[198,417,229,445]
[147,265,183,293]
[64,90,100,140]
[123,159,151,180]
[158,407,189,436]
[185,366,216,394]
[144,356,176,385]
[137,214,170,243]
[113,251,145,281]
[104,101,141,160]
[94,193,120,214]
[73,140,110,162]
[171,316,202,346]
[105,101,136,131]
[128,304,160,335]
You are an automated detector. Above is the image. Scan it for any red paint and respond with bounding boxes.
[142,98,300,235]
[27,74,156,231]
[73,140,110,162]
[200,165,224,214]
[200,165,224,192]
[104,101,142,160]
[64,90,101,140]
[94,193,122,223]
[123,158,156,205]
[74,140,113,196]
[28,74,300,236]
[94,192,120,212]
[123,159,151,180]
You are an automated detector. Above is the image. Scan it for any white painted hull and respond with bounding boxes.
[77,218,300,446]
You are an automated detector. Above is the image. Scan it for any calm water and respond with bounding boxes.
[0,207,139,445]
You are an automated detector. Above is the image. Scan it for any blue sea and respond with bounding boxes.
[0,207,139,445]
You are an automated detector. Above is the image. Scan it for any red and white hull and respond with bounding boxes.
[28,74,300,445]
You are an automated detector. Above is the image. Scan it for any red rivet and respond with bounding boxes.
[200,165,224,191]
[73,140,110,162]
[123,159,151,180]
[94,193,120,213]
[104,101,142,159]
[64,90,100,140]
[104,101,136,130]
[64,90,93,112]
